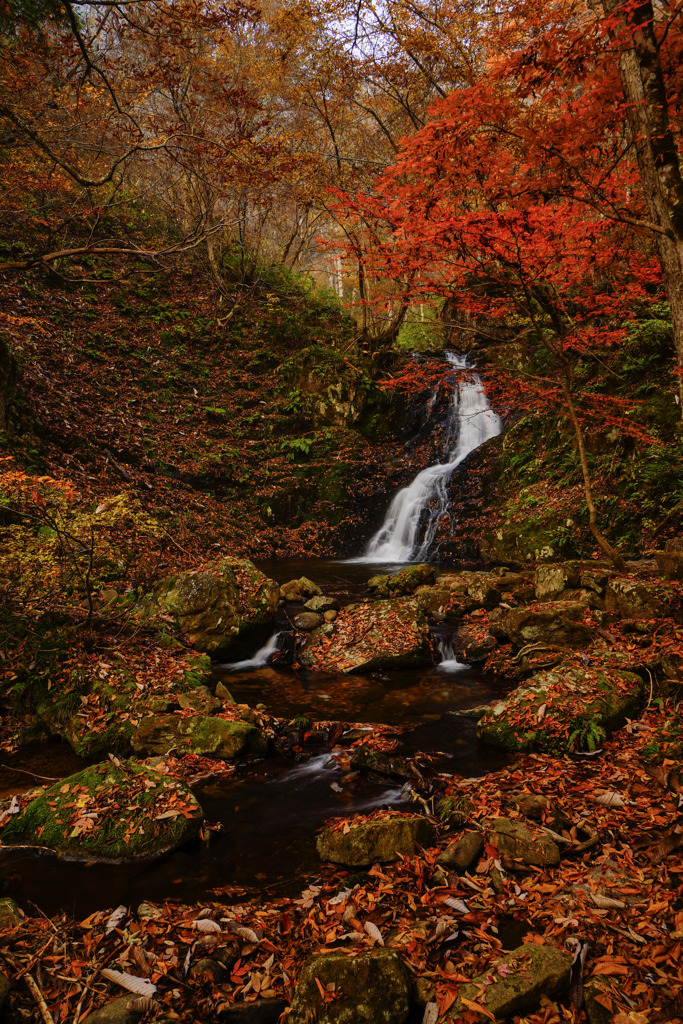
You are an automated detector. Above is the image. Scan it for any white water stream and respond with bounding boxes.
[362,353,502,562]
[224,632,282,671]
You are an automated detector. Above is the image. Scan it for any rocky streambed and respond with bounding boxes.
[1,543,682,1023]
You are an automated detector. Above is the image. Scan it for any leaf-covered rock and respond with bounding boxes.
[444,943,572,1020]
[477,667,644,752]
[300,598,431,673]
[604,576,680,621]
[0,760,203,861]
[317,814,435,866]
[488,817,560,867]
[499,601,596,649]
[289,949,412,1024]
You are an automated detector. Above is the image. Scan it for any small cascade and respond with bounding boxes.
[363,353,502,562]
[225,632,282,671]
[437,638,466,673]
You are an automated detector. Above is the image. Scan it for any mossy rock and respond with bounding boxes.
[289,949,411,1024]
[157,558,279,656]
[0,898,22,930]
[478,667,644,753]
[1,760,203,861]
[317,815,435,866]
[444,943,571,1020]
[130,714,268,759]
[300,598,431,674]
[367,564,435,596]
[499,601,596,649]
[488,817,560,867]
[605,576,680,621]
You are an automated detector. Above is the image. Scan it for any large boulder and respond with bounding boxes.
[605,576,679,621]
[317,815,435,866]
[488,817,560,867]
[657,537,683,581]
[157,558,280,655]
[498,601,595,649]
[445,943,572,1020]
[477,667,644,752]
[367,564,435,596]
[300,599,431,673]
[0,761,203,861]
[130,713,267,759]
[289,949,412,1024]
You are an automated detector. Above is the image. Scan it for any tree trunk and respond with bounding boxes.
[562,382,626,570]
[602,0,683,412]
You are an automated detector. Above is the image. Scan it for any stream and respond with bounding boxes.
[0,355,510,917]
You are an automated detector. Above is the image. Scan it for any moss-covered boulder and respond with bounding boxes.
[605,576,680,621]
[1,760,203,861]
[367,564,435,596]
[444,943,572,1020]
[317,814,435,866]
[300,599,431,673]
[130,713,268,759]
[499,601,596,649]
[289,949,411,1024]
[488,817,560,867]
[0,898,22,930]
[157,558,280,656]
[477,667,644,753]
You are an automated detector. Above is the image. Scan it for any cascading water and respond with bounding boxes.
[223,632,282,671]
[363,353,502,562]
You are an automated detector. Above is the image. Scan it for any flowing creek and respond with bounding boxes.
[0,357,511,917]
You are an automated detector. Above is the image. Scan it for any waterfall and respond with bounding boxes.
[225,632,282,671]
[363,353,502,562]
[437,638,466,673]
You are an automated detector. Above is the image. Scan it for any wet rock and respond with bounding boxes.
[317,815,435,866]
[459,627,497,661]
[0,897,22,929]
[535,564,568,601]
[445,943,572,1020]
[478,667,644,753]
[368,564,435,596]
[467,578,501,610]
[351,747,415,779]
[488,817,560,867]
[300,599,431,674]
[219,1000,288,1024]
[657,536,683,580]
[304,595,340,613]
[293,611,324,631]
[1,760,203,861]
[289,949,412,1024]
[414,586,452,616]
[436,831,484,872]
[605,577,679,620]
[215,681,236,703]
[84,995,143,1024]
[280,580,303,602]
[0,972,8,1010]
[177,685,221,713]
[131,714,267,759]
[324,609,338,623]
[157,558,280,656]
[499,601,596,649]
[298,576,322,598]
[188,957,230,982]
[514,794,549,820]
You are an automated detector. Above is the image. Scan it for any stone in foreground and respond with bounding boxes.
[289,949,411,1024]
[445,943,572,1020]
[488,817,560,867]
[1,761,203,861]
[436,831,484,872]
[317,815,435,866]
